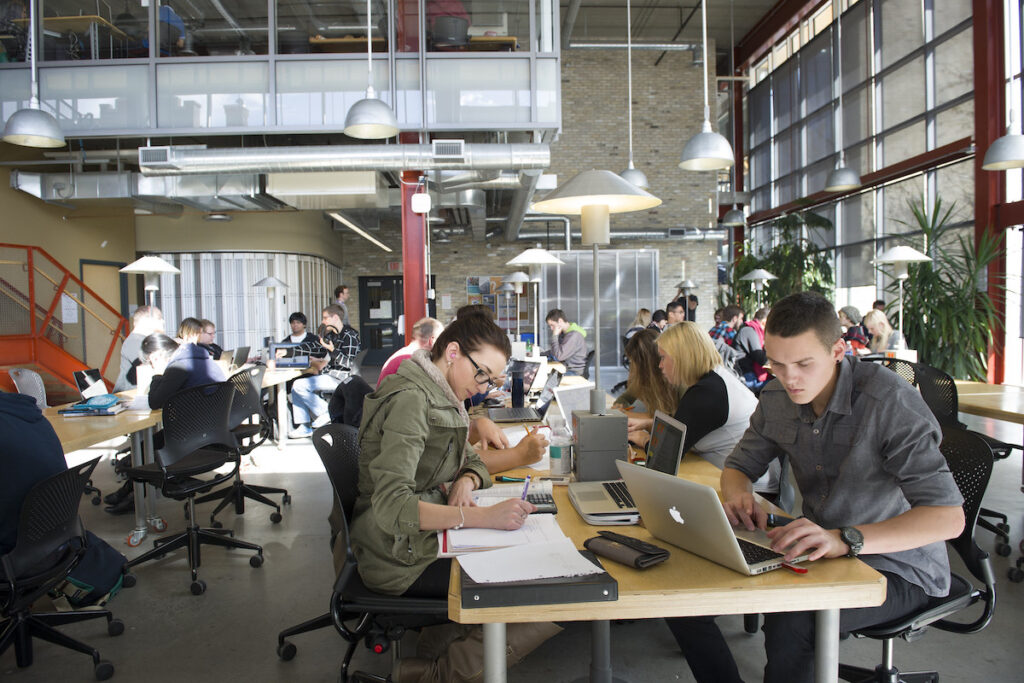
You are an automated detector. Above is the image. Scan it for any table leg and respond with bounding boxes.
[126,431,148,547]
[276,382,288,450]
[142,426,166,532]
[569,620,628,683]
[482,622,507,683]
[814,608,840,683]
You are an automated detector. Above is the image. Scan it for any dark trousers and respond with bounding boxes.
[403,558,452,598]
[665,571,932,683]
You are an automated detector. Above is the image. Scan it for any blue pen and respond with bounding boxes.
[520,475,532,500]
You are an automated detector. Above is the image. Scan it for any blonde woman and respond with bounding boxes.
[862,309,904,352]
[613,329,678,416]
[624,308,652,340]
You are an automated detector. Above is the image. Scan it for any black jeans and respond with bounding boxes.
[665,571,932,683]
[402,558,453,598]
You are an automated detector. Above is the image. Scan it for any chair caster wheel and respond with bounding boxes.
[190,579,207,595]
[995,542,1011,557]
[94,659,114,680]
[1008,567,1024,583]
[270,512,283,524]
[211,520,223,529]
[277,641,297,661]
[121,572,137,588]
[91,495,102,505]
[250,554,264,568]
[108,618,125,636]
[125,530,146,547]
[282,494,292,505]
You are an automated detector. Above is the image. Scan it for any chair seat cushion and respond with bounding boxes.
[338,571,448,617]
[125,448,233,492]
[851,573,974,639]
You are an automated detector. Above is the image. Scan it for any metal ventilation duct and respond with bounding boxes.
[138,143,550,176]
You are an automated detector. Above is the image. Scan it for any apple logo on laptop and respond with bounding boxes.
[669,506,685,525]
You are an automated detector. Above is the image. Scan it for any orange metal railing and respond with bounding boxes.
[0,243,129,393]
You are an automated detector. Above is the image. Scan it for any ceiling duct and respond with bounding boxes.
[436,189,487,240]
[265,171,387,210]
[137,143,550,176]
[135,174,286,212]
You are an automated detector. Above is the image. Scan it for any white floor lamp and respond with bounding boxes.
[506,248,564,349]
[875,246,931,337]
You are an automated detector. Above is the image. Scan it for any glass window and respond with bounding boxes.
[840,1,869,88]
[772,61,796,131]
[41,64,151,131]
[881,55,925,130]
[748,80,771,148]
[934,0,972,36]
[777,173,798,205]
[808,205,836,249]
[935,29,974,106]
[804,107,835,164]
[805,157,834,196]
[157,62,268,128]
[881,120,926,167]
[934,159,975,214]
[801,29,833,115]
[881,0,923,69]
[278,0,386,56]
[750,143,771,192]
[840,242,875,287]
[537,59,558,123]
[935,100,974,146]
[158,1,268,57]
[841,84,871,144]
[775,129,800,178]
[881,175,926,234]
[842,193,875,244]
[276,59,393,128]
[426,58,530,124]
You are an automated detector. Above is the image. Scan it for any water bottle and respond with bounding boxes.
[548,419,573,476]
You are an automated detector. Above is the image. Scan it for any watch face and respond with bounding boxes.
[842,527,864,554]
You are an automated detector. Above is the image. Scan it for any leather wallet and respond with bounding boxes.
[583,535,670,569]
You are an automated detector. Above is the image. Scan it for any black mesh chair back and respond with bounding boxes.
[912,363,961,427]
[227,364,267,429]
[582,350,595,380]
[312,423,361,590]
[863,356,918,387]
[157,381,238,470]
[2,458,98,592]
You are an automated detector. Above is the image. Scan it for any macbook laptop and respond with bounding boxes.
[270,342,311,369]
[73,368,109,400]
[551,383,594,433]
[488,369,562,422]
[568,410,686,525]
[230,345,251,370]
[616,460,807,575]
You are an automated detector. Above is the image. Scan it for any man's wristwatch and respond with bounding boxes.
[839,526,864,558]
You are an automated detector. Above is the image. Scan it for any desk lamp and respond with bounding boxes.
[875,246,931,337]
[120,256,180,307]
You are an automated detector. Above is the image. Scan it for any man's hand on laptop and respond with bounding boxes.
[722,492,768,532]
[766,518,847,562]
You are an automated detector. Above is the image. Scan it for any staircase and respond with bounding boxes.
[0,244,129,406]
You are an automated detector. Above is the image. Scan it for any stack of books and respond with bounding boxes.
[58,401,127,417]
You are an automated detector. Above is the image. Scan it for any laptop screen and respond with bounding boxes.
[552,383,594,433]
[74,369,107,399]
[231,346,250,368]
[533,369,562,417]
[270,342,311,369]
[501,359,541,392]
[645,411,686,475]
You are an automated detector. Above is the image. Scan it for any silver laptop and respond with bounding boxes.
[230,345,250,370]
[616,460,807,575]
[567,410,686,524]
[489,369,562,422]
[551,382,594,432]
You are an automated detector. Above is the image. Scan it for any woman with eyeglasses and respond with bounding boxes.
[350,312,559,682]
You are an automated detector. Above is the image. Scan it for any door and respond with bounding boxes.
[358,275,436,366]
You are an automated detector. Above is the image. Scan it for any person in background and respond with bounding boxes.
[838,305,869,353]
[282,311,318,345]
[334,284,352,327]
[378,317,445,388]
[734,307,770,393]
[545,309,588,375]
[665,300,686,325]
[863,309,904,353]
[350,313,559,682]
[612,329,678,416]
[114,305,164,392]
[648,309,668,332]
[143,333,226,410]
[872,299,887,312]
[712,308,724,325]
[624,308,652,341]
[709,305,743,346]
[714,291,963,683]
[686,294,699,322]
[198,319,223,360]
[288,305,360,437]
[0,391,67,555]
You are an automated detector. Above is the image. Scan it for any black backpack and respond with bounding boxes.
[58,531,129,607]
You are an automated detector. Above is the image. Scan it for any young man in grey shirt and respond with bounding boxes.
[720,292,964,682]
[545,308,588,375]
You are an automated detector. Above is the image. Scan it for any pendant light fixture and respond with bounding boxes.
[619,0,649,190]
[824,7,861,192]
[719,0,745,227]
[2,0,64,148]
[343,0,399,139]
[983,5,1024,171]
[679,0,734,171]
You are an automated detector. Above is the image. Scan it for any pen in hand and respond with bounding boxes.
[520,475,532,500]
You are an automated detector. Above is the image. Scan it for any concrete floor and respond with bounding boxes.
[3,410,1023,682]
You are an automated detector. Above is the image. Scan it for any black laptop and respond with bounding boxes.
[488,369,562,422]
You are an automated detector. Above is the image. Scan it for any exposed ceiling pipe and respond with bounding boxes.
[503,170,542,241]
[569,42,698,51]
[138,143,550,176]
[521,215,572,250]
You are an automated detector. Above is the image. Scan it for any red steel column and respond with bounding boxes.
[401,166,427,341]
[974,0,1006,383]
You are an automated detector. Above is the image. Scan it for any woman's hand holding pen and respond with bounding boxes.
[486,498,536,530]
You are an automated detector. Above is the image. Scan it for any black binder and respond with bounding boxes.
[460,550,618,608]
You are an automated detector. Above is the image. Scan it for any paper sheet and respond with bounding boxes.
[444,512,566,552]
[501,425,550,470]
[457,537,604,583]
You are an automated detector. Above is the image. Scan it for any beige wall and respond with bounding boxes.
[136,210,346,265]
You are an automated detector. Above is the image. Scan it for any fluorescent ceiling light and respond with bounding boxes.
[328,211,393,252]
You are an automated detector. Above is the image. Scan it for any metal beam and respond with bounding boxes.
[561,0,583,50]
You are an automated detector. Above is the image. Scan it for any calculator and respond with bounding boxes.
[527,493,557,514]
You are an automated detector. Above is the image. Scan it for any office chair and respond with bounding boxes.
[276,423,449,682]
[0,457,124,680]
[581,350,595,380]
[194,365,290,526]
[867,357,1016,556]
[10,368,102,506]
[837,425,997,683]
[124,382,264,595]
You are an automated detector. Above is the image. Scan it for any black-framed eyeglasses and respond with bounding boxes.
[465,352,498,392]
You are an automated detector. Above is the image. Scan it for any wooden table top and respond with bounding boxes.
[449,454,885,624]
[46,403,161,453]
[955,380,1024,424]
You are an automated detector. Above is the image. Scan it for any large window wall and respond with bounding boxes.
[744,0,975,317]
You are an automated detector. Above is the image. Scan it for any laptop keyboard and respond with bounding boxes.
[737,537,784,565]
[492,407,539,421]
[602,481,636,509]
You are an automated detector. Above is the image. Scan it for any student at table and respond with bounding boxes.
[863,309,905,352]
[114,305,164,392]
[198,318,223,361]
[702,292,964,683]
[143,333,226,410]
[281,311,318,345]
[544,308,587,375]
[612,329,677,415]
[350,313,559,682]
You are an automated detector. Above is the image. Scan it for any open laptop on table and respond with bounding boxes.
[568,410,686,525]
[616,460,808,575]
[269,342,311,369]
[229,345,250,371]
[73,368,110,400]
[500,358,542,394]
[488,369,561,422]
[551,383,594,432]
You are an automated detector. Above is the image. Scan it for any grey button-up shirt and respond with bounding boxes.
[726,356,963,597]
